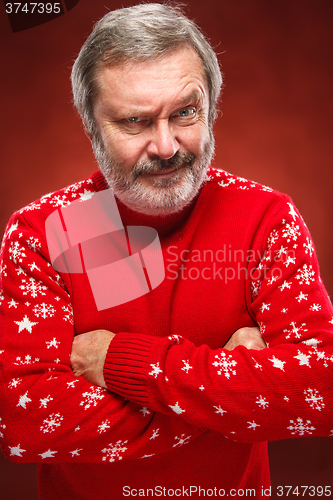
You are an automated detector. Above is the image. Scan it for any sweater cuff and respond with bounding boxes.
[103,332,161,406]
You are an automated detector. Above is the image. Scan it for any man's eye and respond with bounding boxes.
[177,108,195,118]
[126,117,145,124]
[127,116,141,123]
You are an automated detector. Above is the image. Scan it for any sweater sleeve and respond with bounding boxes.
[0,212,204,464]
[104,197,333,443]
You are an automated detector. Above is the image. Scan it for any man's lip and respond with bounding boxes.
[144,168,178,178]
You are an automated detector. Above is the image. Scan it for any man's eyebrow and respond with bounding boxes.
[178,91,202,107]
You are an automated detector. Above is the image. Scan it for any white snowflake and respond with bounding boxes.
[276,245,288,260]
[0,417,6,438]
[67,379,79,388]
[214,405,227,416]
[8,378,22,389]
[279,280,292,291]
[46,338,60,349]
[284,255,296,268]
[80,386,105,410]
[0,262,7,277]
[19,202,41,213]
[181,359,193,374]
[212,351,237,379]
[309,304,321,312]
[102,440,128,462]
[39,395,54,408]
[139,407,151,417]
[173,434,191,448]
[287,417,315,436]
[26,237,41,252]
[260,302,271,313]
[303,238,314,256]
[14,354,39,365]
[248,421,260,430]
[267,275,279,286]
[267,229,279,248]
[49,195,71,208]
[28,262,40,272]
[304,388,325,411]
[295,292,308,302]
[40,413,64,433]
[19,277,47,298]
[9,241,26,264]
[218,177,236,188]
[62,305,73,324]
[33,303,56,319]
[283,321,308,340]
[251,280,261,298]
[282,222,301,242]
[256,396,269,409]
[97,420,111,434]
[295,264,316,286]
[312,349,333,368]
[149,362,163,379]
[150,429,160,440]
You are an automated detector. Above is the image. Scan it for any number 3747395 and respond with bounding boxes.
[276,486,331,497]
[5,3,61,14]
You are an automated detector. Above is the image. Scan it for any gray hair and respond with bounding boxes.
[71,3,222,141]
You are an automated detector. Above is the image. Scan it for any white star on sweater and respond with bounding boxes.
[9,444,26,457]
[17,391,32,409]
[69,449,82,457]
[14,315,38,333]
[294,351,311,367]
[169,402,185,415]
[79,190,94,201]
[39,449,58,459]
[269,356,286,371]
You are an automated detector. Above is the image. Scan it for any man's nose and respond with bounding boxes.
[146,121,180,159]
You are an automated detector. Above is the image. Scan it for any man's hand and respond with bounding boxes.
[70,329,115,388]
[223,326,267,351]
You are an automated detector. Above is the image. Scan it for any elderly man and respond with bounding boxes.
[1,4,333,499]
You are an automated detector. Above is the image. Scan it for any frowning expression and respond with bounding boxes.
[93,46,214,215]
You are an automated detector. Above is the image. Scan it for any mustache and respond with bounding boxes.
[132,152,196,179]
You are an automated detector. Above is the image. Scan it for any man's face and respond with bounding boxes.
[93,47,214,215]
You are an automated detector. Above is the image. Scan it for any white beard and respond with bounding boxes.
[93,136,214,216]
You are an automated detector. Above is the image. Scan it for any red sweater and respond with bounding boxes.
[1,168,333,499]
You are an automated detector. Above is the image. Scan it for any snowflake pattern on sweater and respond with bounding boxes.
[1,167,333,471]
[103,168,333,442]
[0,175,204,464]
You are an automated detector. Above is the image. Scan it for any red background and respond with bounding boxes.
[0,0,332,498]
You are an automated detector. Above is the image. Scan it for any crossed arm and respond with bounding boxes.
[70,326,266,389]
